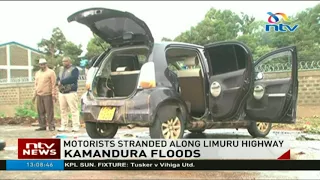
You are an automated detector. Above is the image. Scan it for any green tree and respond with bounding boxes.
[86,35,110,59]
[174,8,242,45]
[35,27,67,71]
[238,12,256,35]
[37,27,66,56]
[161,37,173,41]
[62,41,83,66]
[260,4,320,62]
[172,4,320,65]
[34,27,84,74]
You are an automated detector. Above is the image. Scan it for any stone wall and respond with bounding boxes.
[0,81,87,117]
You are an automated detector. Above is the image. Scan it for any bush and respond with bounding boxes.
[0,112,6,118]
[15,101,37,118]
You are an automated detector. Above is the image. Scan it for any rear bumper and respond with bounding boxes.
[80,91,151,127]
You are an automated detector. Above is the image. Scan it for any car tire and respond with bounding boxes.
[188,129,205,134]
[149,104,185,139]
[86,122,118,139]
[247,121,272,138]
[0,140,6,151]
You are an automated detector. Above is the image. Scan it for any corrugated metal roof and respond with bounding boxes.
[0,41,43,54]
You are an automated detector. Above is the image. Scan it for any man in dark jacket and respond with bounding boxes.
[56,57,80,132]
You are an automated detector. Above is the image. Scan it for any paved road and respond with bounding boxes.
[0,125,320,179]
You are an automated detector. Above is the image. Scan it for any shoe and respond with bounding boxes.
[57,128,66,132]
[49,127,55,131]
[35,127,46,131]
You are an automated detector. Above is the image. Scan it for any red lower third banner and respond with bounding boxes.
[17,138,291,160]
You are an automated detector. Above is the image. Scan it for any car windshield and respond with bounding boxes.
[96,47,149,78]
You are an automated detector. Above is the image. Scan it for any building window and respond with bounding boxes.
[11,69,28,78]
[0,69,7,79]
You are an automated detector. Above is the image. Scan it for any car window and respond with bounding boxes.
[168,63,179,72]
[207,44,246,75]
[169,60,183,71]
[96,47,149,77]
[255,51,292,80]
[165,47,203,75]
[138,55,147,68]
[167,58,201,71]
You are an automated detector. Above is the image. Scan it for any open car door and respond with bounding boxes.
[245,46,298,123]
[204,41,254,121]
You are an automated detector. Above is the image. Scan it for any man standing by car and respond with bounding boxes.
[32,58,57,131]
[57,57,80,132]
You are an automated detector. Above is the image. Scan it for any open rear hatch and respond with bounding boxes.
[68,8,155,100]
[67,8,154,47]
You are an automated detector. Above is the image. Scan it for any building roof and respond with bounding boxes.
[0,41,43,54]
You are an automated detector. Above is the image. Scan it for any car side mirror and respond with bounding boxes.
[255,72,264,80]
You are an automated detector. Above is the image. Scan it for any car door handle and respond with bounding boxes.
[211,82,220,89]
[254,86,264,92]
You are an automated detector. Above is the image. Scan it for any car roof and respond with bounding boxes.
[154,41,204,49]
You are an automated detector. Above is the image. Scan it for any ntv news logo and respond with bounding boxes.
[18,139,61,159]
[265,12,298,32]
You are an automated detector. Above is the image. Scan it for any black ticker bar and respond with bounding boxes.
[64,160,320,171]
[0,160,6,170]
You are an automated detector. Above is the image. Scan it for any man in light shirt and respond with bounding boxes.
[32,58,57,131]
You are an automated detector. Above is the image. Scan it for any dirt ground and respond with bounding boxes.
[0,105,320,179]
[0,126,260,179]
[1,126,320,179]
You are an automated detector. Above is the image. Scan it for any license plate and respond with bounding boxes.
[98,107,116,121]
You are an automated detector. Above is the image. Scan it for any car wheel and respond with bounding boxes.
[149,104,185,139]
[86,122,118,139]
[188,129,205,134]
[247,122,272,138]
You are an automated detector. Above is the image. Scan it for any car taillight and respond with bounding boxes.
[85,67,97,91]
[137,62,156,89]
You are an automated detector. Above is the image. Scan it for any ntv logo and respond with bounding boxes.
[18,138,61,159]
[265,12,298,32]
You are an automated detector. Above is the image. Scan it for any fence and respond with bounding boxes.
[255,60,320,72]
[0,75,87,84]
[0,60,320,84]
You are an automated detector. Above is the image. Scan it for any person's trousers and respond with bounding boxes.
[59,92,80,130]
[36,95,55,128]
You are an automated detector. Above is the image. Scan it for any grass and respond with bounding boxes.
[14,101,38,118]
[11,100,80,120]
[272,116,320,134]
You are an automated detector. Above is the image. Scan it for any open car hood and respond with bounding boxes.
[67,8,154,47]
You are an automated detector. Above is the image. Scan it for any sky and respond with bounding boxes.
[0,1,318,55]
